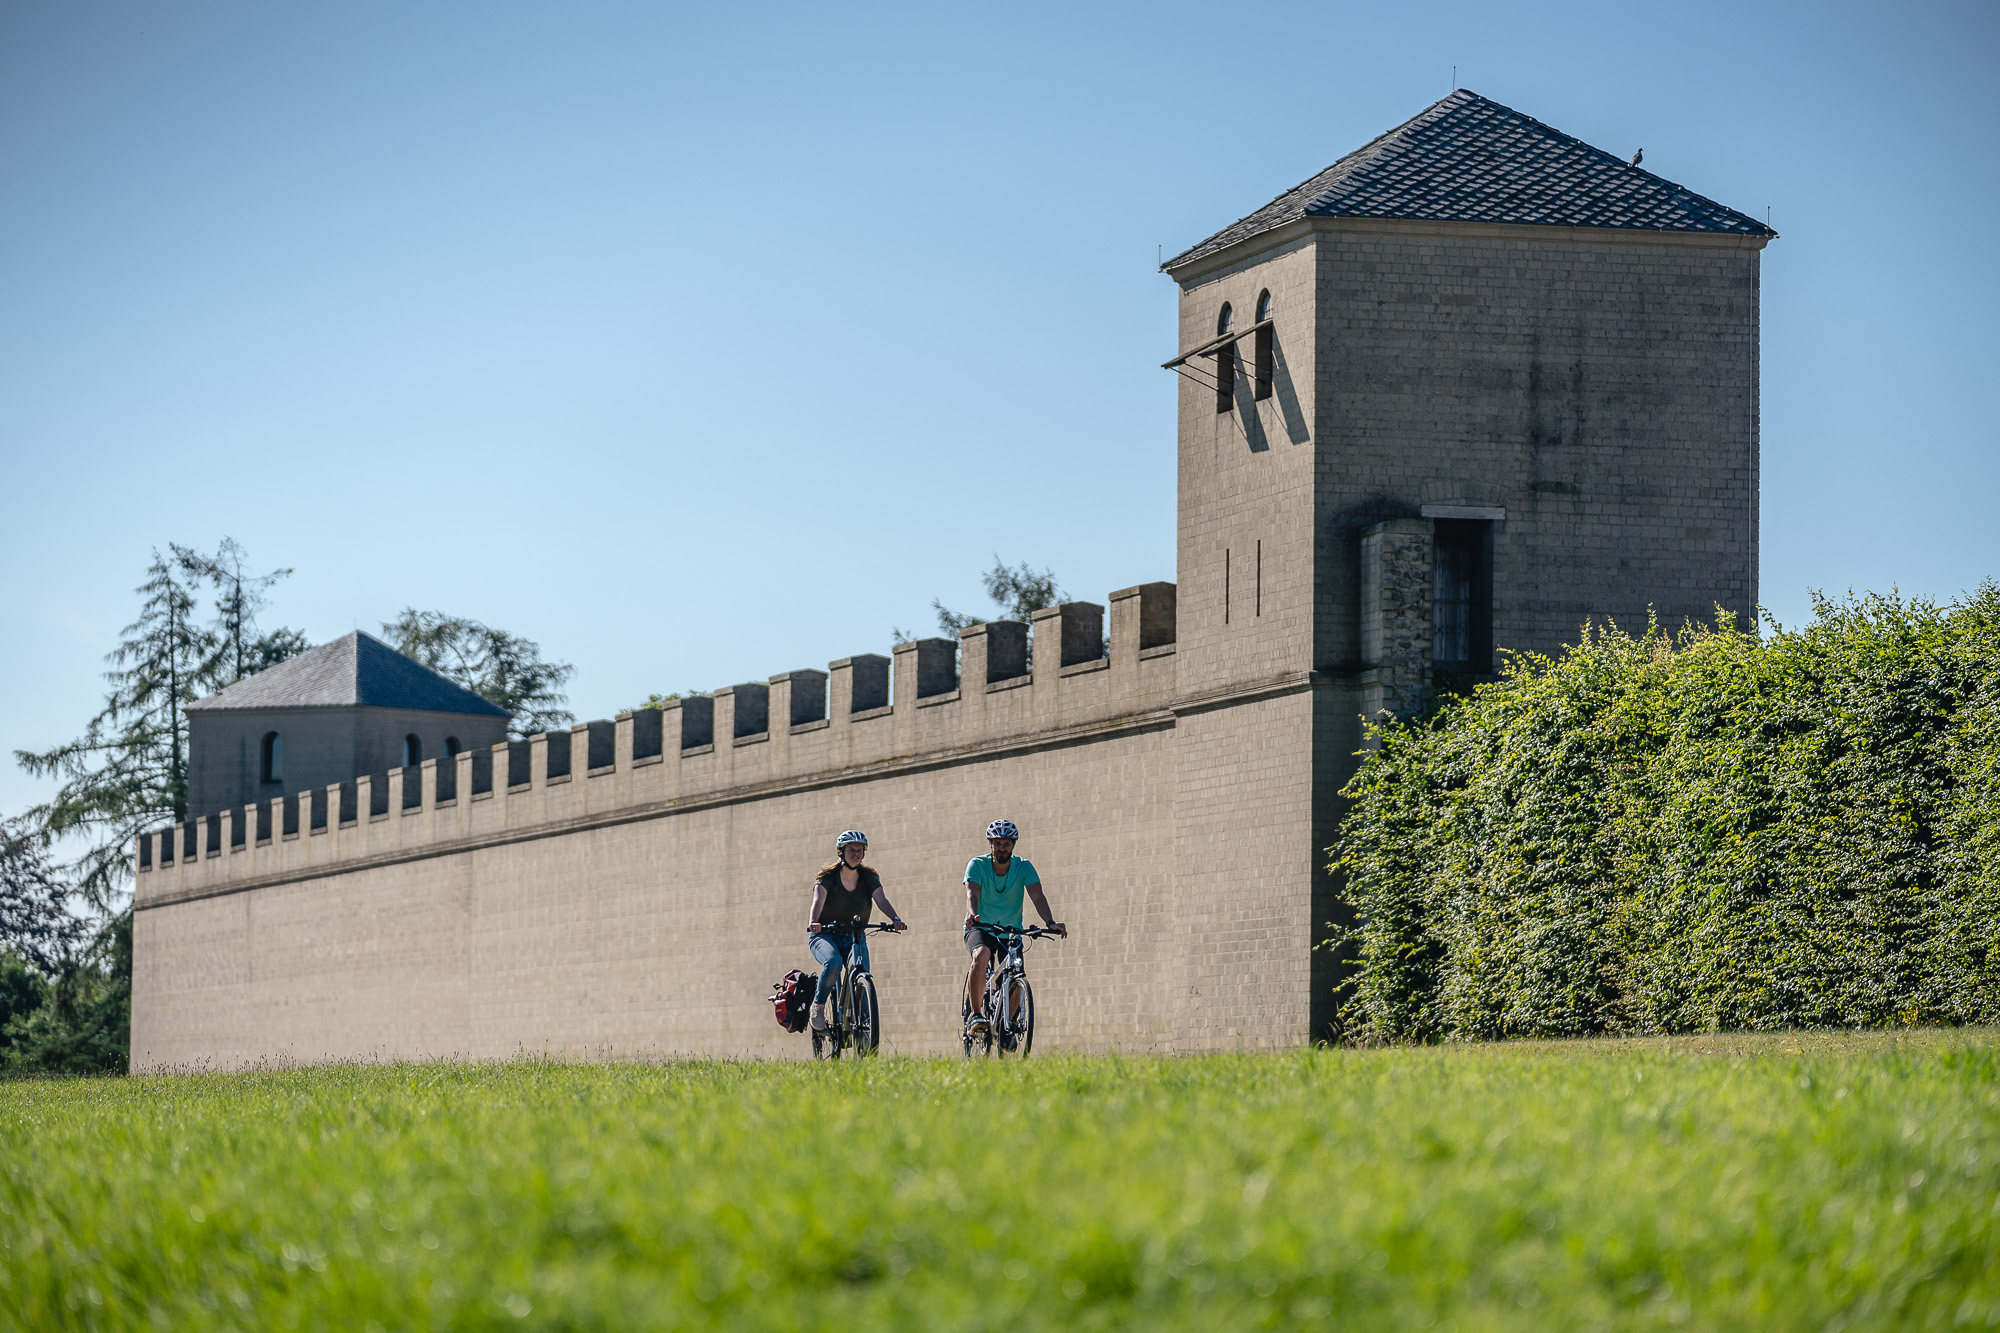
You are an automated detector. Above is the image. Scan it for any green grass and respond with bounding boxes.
[4,1032,1997,1331]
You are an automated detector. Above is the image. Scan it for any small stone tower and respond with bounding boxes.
[1161,90,1774,1035]
[185,631,510,820]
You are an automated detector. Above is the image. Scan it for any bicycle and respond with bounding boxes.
[962,921,1063,1059]
[808,921,899,1060]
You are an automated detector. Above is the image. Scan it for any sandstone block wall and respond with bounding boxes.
[188,707,509,829]
[1310,219,1763,665]
[1172,217,1766,677]
[132,582,1333,1068]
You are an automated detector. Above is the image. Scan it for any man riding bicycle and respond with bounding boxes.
[964,819,1065,1038]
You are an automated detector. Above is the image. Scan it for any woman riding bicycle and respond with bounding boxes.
[808,830,907,1034]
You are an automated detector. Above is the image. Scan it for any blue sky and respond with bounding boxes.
[3,0,1995,817]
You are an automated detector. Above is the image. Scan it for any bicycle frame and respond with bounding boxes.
[810,921,895,1059]
[964,920,1061,1058]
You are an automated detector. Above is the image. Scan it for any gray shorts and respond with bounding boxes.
[964,926,1004,958]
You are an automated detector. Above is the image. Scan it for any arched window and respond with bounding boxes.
[402,734,422,768]
[1213,303,1236,412]
[261,731,283,784]
[1253,290,1274,400]
[445,736,462,757]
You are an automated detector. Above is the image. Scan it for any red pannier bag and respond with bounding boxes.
[770,969,816,1032]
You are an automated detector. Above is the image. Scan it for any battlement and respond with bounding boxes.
[135,584,1178,907]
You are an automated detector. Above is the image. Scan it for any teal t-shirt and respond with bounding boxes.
[965,854,1038,929]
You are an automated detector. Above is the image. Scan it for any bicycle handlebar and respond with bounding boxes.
[807,920,904,935]
[970,920,1066,939]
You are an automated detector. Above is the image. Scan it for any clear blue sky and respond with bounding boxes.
[3,0,1995,817]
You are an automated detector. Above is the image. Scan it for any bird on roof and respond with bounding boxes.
[1628,148,1644,167]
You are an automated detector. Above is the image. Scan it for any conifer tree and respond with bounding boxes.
[14,551,213,912]
[173,537,307,683]
[0,816,85,974]
[13,539,309,914]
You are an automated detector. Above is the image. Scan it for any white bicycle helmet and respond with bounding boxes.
[834,829,868,852]
[986,819,1019,840]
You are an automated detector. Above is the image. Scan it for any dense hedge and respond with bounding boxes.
[1329,585,2000,1041]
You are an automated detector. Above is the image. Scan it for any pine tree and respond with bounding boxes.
[15,541,308,913]
[173,537,306,684]
[0,816,85,974]
[13,551,213,912]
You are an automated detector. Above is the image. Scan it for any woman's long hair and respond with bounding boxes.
[818,858,876,881]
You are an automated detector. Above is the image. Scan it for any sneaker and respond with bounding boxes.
[966,1014,991,1037]
[811,1002,829,1032]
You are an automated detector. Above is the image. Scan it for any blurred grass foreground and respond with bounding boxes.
[4,1031,1997,1330]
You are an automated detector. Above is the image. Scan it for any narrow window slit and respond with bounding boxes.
[1253,291,1273,400]
[1214,303,1235,414]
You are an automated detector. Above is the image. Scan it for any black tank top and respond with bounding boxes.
[815,866,880,926]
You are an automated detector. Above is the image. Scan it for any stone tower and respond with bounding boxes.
[185,630,510,821]
[1161,90,1774,1036]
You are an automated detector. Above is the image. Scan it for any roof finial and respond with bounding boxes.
[1452,66,1457,92]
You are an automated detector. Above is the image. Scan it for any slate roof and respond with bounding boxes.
[185,631,510,716]
[1166,89,1774,270]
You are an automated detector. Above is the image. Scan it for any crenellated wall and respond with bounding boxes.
[128,583,1322,1068]
[136,587,1178,910]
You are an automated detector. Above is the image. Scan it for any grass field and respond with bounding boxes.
[3,1031,1996,1331]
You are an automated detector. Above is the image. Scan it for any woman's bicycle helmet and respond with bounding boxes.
[985,819,1019,840]
[834,829,868,852]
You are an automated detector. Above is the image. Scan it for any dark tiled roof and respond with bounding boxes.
[1167,90,1774,269]
[186,631,510,716]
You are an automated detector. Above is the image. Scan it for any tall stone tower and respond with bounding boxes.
[1161,90,1774,1038]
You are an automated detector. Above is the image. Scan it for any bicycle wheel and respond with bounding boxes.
[962,987,992,1059]
[813,981,842,1060]
[852,973,880,1056]
[999,975,1034,1058]
[830,979,849,1060]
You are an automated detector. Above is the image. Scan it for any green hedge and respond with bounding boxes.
[1329,584,2000,1042]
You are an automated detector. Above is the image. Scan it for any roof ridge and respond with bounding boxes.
[1316,89,1759,227]
[1297,89,1479,216]
[1163,89,1772,271]
[185,627,509,716]
[1156,91,1474,275]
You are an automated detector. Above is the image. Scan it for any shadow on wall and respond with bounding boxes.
[1229,329,1309,454]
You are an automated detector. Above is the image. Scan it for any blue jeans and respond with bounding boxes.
[809,930,870,1005]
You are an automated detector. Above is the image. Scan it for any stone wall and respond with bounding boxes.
[133,582,1341,1066]
[1171,216,1766,675]
[1359,519,1435,719]
[1319,219,1762,665]
[188,707,509,828]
